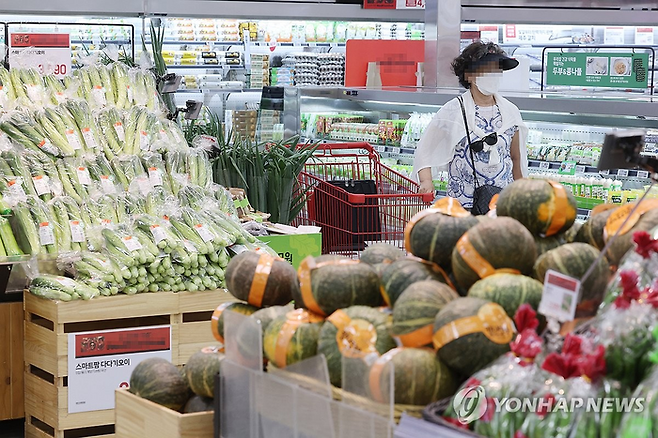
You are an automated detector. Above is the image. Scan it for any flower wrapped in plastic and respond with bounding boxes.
[601,229,658,311]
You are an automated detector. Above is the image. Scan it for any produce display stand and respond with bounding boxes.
[296,142,433,256]
[23,289,234,438]
[114,390,213,438]
[219,311,399,438]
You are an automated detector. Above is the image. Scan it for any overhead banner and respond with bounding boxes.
[68,325,172,413]
[546,52,649,89]
[9,33,71,78]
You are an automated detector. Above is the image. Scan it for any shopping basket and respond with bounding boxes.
[295,142,434,256]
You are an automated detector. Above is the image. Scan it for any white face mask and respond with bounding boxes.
[475,74,503,96]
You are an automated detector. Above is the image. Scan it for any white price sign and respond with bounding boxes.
[68,325,172,413]
[9,33,71,79]
[538,270,581,322]
[539,161,551,170]
[617,169,629,177]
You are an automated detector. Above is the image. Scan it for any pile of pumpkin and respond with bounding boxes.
[210,178,658,408]
[127,347,223,414]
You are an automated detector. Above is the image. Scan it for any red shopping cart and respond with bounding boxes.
[295,142,434,256]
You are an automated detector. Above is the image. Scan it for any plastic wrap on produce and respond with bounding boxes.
[0,111,61,157]
[141,151,174,194]
[98,107,127,157]
[63,100,104,154]
[12,195,62,255]
[49,196,87,253]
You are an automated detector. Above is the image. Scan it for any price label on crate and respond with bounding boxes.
[122,235,143,252]
[617,169,629,177]
[195,224,215,243]
[76,167,92,185]
[637,170,649,179]
[9,33,71,79]
[39,221,55,246]
[32,175,50,196]
[68,325,172,413]
[539,161,551,170]
[69,220,85,243]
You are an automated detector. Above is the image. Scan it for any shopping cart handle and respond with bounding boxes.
[347,193,366,204]
[421,192,435,203]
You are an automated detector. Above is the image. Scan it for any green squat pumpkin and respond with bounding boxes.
[381,258,453,307]
[468,274,543,319]
[534,243,610,317]
[184,395,214,413]
[184,347,224,398]
[451,217,537,292]
[497,179,577,237]
[251,305,293,333]
[129,358,191,411]
[368,347,457,406]
[263,309,324,368]
[392,281,459,347]
[360,243,405,265]
[405,202,479,270]
[534,234,565,256]
[604,207,658,267]
[573,206,619,249]
[318,306,396,387]
[294,255,382,316]
[225,250,298,307]
[211,301,258,344]
[433,297,514,377]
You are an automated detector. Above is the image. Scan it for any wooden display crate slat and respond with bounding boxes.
[115,389,213,438]
[23,289,230,438]
[176,290,235,364]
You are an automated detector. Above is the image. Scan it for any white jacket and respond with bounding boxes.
[412,90,528,182]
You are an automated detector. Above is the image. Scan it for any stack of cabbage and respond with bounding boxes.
[0,64,270,300]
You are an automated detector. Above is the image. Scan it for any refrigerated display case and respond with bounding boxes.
[295,86,658,218]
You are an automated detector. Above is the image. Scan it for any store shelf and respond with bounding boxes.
[167,64,244,69]
[150,40,243,46]
[71,39,132,45]
[251,41,346,48]
[528,159,652,178]
[177,88,261,93]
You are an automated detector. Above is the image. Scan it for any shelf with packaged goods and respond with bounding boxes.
[166,64,244,69]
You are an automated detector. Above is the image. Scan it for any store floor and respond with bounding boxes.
[0,419,24,438]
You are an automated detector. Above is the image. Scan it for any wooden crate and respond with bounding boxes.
[23,289,231,438]
[115,389,213,438]
[175,290,234,365]
[0,301,24,420]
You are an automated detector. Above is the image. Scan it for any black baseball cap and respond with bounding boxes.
[470,53,519,71]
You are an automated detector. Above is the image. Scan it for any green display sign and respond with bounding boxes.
[558,160,578,175]
[546,52,649,89]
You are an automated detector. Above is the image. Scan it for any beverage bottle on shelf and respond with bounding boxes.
[584,177,593,198]
[593,177,603,199]
[603,179,612,202]
[609,180,623,204]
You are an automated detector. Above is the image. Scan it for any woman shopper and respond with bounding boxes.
[413,41,528,214]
